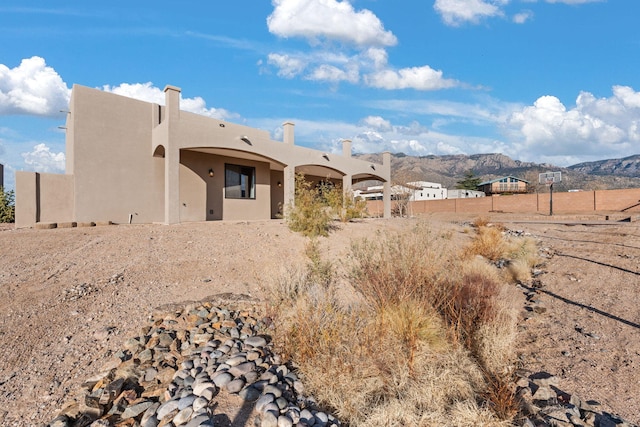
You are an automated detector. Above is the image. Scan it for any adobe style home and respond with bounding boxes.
[15,84,391,228]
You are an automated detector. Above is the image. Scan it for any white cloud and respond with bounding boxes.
[507,86,640,161]
[513,10,533,24]
[434,0,508,26]
[21,143,65,173]
[265,2,461,91]
[306,64,359,84]
[267,0,397,47]
[102,82,239,120]
[365,65,458,91]
[361,116,392,132]
[0,56,71,116]
[396,121,430,136]
[267,53,308,78]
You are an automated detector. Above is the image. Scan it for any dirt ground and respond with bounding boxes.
[0,214,638,425]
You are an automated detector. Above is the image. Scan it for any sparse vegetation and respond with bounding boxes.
[286,173,367,237]
[267,219,536,426]
[0,187,15,223]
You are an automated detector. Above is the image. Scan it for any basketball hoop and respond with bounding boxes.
[539,171,562,216]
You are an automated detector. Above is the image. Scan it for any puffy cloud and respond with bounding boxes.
[267,0,397,47]
[102,83,239,120]
[306,64,359,84]
[0,56,71,116]
[361,116,392,132]
[265,2,460,91]
[21,143,65,173]
[267,53,307,78]
[434,0,507,26]
[364,65,458,91]
[513,10,533,24]
[507,86,640,159]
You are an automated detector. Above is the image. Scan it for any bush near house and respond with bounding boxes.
[0,187,15,223]
[267,219,539,426]
[286,173,367,237]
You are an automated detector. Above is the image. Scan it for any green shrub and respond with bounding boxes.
[286,174,333,237]
[286,173,367,237]
[0,187,15,223]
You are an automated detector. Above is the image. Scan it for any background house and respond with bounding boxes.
[477,176,529,195]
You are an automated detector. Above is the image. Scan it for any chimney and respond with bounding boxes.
[283,122,295,145]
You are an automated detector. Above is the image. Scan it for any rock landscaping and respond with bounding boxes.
[46,298,339,427]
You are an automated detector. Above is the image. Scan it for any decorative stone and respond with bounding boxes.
[226,378,246,393]
[245,336,268,348]
[212,372,233,388]
[238,385,261,402]
[173,406,193,425]
[156,400,180,420]
[121,401,155,419]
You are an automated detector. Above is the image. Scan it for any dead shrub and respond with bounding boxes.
[267,220,522,426]
[463,226,508,261]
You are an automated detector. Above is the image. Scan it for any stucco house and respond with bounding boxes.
[15,84,391,228]
[477,176,529,195]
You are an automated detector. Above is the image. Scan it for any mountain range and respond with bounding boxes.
[354,153,640,192]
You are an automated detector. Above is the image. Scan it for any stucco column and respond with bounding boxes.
[283,122,295,145]
[164,85,181,224]
[283,165,296,215]
[342,139,352,157]
[383,151,391,219]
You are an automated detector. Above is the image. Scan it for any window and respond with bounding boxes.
[225,164,255,199]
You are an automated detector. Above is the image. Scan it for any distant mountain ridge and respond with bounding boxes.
[568,154,640,177]
[354,153,640,191]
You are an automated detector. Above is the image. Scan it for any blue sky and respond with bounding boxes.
[1,0,639,190]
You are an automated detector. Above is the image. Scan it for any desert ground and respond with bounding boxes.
[0,213,639,426]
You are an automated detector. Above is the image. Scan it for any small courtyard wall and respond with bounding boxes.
[15,172,74,228]
[366,188,640,216]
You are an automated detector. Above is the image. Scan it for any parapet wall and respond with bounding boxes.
[366,188,640,217]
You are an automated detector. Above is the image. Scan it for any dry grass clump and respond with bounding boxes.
[463,223,541,284]
[266,221,532,426]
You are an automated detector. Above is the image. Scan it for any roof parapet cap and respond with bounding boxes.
[163,85,181,93]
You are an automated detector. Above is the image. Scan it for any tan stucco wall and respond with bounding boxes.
[15,171,38,228]
[70,85,164,224]
[222,158,271,221]
[270,170,284,218]
[15,171,74,228]
[38,173,74,223]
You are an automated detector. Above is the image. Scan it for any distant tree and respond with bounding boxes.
[0,187,15,223]
[391,170,422,218]
[455,170,481,190]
